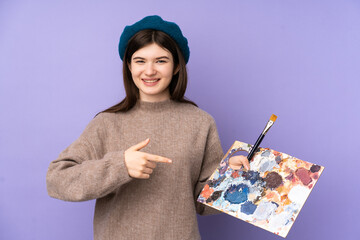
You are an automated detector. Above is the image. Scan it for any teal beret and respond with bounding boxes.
[118,15,190,63]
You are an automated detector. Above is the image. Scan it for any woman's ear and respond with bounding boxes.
[128,62,131,71]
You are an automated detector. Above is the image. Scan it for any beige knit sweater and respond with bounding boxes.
[46,99,224,240]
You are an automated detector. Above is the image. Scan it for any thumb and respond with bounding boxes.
[128,138,150,151]
[229,156,250,170]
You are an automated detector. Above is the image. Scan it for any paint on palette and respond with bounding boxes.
[197,141,324,238]
[265,172,283,189]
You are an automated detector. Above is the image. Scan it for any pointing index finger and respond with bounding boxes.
[145,153,172,163]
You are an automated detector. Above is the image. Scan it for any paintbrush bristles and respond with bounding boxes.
[270,114,277,122]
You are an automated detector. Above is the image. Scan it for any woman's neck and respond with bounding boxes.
[138,90,170,102]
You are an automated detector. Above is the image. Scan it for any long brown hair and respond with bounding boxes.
[99,29,197,114]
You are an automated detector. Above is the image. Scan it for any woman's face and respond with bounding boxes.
[129,43,176,102]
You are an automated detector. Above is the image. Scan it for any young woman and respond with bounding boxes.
[46,15,249,240]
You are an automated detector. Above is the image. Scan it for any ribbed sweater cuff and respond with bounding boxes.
[103,151,133,187]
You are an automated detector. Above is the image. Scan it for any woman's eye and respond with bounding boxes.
[157,60,167,63]
[135,61,145,63]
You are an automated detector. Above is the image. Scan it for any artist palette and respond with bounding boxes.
[197,141,324,238]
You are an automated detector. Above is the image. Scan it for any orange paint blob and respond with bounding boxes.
[201,184,214,199]
[231,171,240,178]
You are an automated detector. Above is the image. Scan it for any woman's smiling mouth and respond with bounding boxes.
[142,78,160,86]
[142,78,159,82]
[142,78,160,82]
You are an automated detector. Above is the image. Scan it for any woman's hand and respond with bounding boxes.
[124,138,172,179]
[229,155,250,171]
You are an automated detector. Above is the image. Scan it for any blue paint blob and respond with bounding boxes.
[242,170,261,185]
[261,150,271,157]
[241,201,257,215]
[224,184,249,204]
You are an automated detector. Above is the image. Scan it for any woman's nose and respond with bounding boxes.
[144,63,156,75]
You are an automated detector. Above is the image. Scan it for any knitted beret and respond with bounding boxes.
[118,15,190,63]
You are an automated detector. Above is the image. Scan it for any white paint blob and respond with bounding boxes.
[288,185,310,204]
[268,211,293,230]
[253,201,278,220]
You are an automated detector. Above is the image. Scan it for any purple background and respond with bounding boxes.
[1,0,359,239]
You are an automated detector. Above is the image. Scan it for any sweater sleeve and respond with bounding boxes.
[46,114,133,202]
[195,117,224,215]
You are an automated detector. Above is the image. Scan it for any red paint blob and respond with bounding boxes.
[295,168,312,186]
[231,171,240,178]
[201,184,214,199]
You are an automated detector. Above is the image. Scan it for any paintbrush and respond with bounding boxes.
[247,114,277,161]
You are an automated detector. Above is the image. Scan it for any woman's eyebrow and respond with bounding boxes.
[156,56,170,59]
[132,56,170,60]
